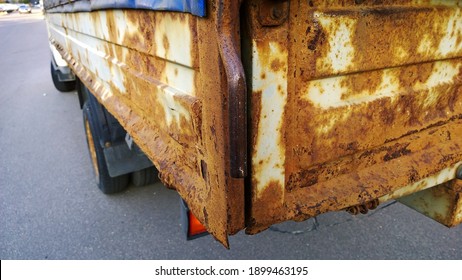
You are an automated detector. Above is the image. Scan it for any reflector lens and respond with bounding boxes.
[188,211,207,237]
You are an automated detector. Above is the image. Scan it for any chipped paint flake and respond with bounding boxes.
[395,46,408,60]
[437,10,462,56]
[157,87,191,127]
[316,14,356,73]
[305,70,400,109]
[414,61,461,91]
[154,14,193,67]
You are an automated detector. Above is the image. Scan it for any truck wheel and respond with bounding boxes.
[131,167,159,187]
[83,102,129,194]
[50,62,76,92]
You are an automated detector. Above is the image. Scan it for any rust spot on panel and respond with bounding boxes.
[291,59,462,169]
[250,90,263,152]
[383,143,411,162]
[287,167,320,191]
[162,34,170,55]
[307,19,325,51]
[294,3,462,80]
[271,58,284,72]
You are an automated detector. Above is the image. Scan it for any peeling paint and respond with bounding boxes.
[252,41,288,195]
[437,10,462,56]
[315,14,356,73]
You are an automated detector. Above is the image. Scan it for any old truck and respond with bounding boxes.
[44,0,462,247]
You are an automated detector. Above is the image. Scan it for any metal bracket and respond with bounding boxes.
[125,133,134,150]
[258,0,289,27]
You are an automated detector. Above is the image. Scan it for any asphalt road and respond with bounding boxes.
[0,11,461,260]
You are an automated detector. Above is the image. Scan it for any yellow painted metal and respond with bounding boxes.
[398,179,462,227]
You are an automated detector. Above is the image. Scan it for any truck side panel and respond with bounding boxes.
[46,5,245,247]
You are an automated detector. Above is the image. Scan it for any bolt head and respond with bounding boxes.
[271,8,283,20]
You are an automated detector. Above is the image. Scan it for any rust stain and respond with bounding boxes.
[383,143,412,162]
[162,34,170,57]
[270,58,284,72]
[246,180,286,234]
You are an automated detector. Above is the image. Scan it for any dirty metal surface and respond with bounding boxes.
[45,1,245,247]
[398,179,462,227]
[246,0,462,233]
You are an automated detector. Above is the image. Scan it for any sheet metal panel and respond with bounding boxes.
[246,0,462,234]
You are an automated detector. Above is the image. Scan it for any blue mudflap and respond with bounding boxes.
[44,0,206,17]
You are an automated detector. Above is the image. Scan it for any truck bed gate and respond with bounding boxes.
[245,0,462,233]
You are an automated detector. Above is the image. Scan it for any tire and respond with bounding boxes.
[83,102,129,194]
[50,61,76,92]
[131,167,159,187]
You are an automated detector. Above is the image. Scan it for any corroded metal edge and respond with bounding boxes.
[247,120,462,234]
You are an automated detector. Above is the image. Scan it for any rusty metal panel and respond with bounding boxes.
[398,179,462,227]
[45,3,245,247]
[46,0,462,245]
[246,0,462,233]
